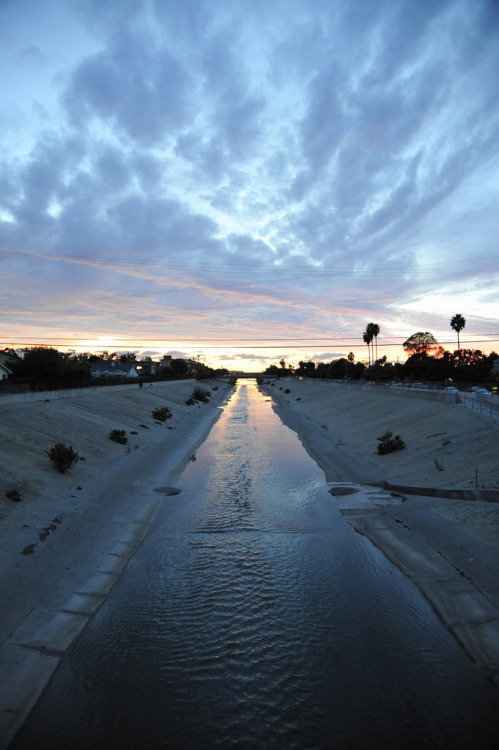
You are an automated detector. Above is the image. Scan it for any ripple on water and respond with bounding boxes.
[11,382,499,750]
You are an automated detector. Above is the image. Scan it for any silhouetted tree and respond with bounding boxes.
[11,347,90,383]
[297,360,315,377]
[450,314,466,361]
[402,332,438,359]
[368,323,380,363]
[363,328,372,366]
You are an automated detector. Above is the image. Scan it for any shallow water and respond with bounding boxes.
[13,382,498,749]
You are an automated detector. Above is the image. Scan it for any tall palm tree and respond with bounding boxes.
[363,328,372,367]
[368,323,380,363]
[450,314,466,360]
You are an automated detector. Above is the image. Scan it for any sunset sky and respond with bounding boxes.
[1,0,498,371]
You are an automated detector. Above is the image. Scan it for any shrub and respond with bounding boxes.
[192,386,210,403]
[185,398,195,406]
[6,489,22,502]
[46,443,79,473]
[376,431,406,455]
[109,429,128,444]
[152,407,172,421]
[284,388,290,394]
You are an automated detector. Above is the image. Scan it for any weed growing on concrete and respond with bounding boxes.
[6,489,22,502]
[152,407,172,421]
[46,443,80,473]
[109,429,128,444]
[376,431,406,455]
[192,387,210,402]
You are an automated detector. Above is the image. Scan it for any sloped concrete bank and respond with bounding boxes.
[0,380,234,748]
[263,380,499,685]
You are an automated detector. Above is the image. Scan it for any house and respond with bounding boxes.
[135,359,158,376]
[0,362,12,380]
[89,361,140,379]
[160,355,172,370]
[0,349,20,370]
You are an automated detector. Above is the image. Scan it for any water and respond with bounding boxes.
[13,382,498,749]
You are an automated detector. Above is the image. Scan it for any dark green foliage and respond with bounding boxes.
[185,398,195,406]
[109,429,128,444]
[11,346,90,382]
[152,407,172,421]
[192,386,210,402]
[376,431,406,455]
[46,443,80,473]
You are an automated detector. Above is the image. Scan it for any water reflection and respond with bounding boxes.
[12,382,498,749]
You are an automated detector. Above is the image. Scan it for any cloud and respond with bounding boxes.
[0,0,498,366]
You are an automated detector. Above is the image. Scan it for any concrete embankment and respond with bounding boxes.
[0,379,234,748]
[263,379,499,685]
[262,378,499,492]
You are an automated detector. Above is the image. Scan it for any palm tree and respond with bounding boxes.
[450,314,466,360]
[363,328,372,367]
[368,323,380,363]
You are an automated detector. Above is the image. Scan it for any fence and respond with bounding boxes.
[461,393,499,421]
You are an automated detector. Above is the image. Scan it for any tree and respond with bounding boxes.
[264,364,281,377]
[11,347,90,383]
[363,328,372,366]
[297,360,315,377]
[450,314,466,360]
[369,323,380,363]
[402,332,438,358]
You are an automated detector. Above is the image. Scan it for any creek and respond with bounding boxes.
[12,381,498,749]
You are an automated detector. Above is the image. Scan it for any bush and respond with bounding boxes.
[152,407,172,421]
[185,398,195,406]
[6,489,22,502]
[46,443,80,473]
[109,429,128,444]
[376,431,406,455]
[192,386,210,403]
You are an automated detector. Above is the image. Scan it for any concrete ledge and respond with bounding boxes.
[0,378,195,407]
[384,481,499,503]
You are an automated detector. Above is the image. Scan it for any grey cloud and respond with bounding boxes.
[65,38,193,146]
[95,146,131,191]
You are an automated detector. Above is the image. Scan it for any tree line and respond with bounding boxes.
[2,348,227,388]
[265,314,497,385]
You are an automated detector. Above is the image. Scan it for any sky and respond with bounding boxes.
[1,0,498,372]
